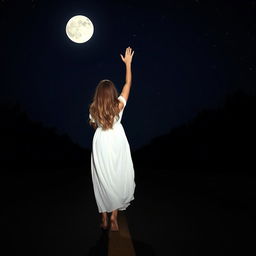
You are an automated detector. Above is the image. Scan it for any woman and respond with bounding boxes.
[89,47,136,231]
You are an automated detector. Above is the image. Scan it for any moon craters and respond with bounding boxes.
[66,15,94,43]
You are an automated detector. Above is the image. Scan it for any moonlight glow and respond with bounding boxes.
[66,15,94,43]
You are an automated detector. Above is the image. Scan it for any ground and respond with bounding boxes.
[2,167,255,255]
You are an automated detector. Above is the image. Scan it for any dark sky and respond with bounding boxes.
[1,0,256,150]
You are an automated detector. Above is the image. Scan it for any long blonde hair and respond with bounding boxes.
[89,79,120,130]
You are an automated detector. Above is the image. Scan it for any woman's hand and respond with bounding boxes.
[120,47,134,65]
[119,47,134,102]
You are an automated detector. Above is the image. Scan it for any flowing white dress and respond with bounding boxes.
[90,95,136,213]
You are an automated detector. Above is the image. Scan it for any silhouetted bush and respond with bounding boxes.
[0,102,90,169]
[2,90,255,173]
[133,90,256,172]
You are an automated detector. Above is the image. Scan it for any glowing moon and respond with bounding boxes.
[66,15,94,43]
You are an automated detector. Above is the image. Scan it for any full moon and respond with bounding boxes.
[66,15,94,43]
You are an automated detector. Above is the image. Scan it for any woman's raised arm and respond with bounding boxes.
[120,47,134,102]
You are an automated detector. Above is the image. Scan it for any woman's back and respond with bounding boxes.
[89,47,135,232]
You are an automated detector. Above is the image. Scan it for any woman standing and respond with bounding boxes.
[89,47,136,231]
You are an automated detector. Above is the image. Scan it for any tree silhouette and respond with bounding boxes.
[0,102,90,170]
[133,90,256,173]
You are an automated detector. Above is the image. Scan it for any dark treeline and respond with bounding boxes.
[0,103,90,170]
[1,90,255,173]
[132,90,256,173]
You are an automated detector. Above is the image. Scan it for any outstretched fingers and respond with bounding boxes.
[126,47,132,55]
[120,46,134,63]
[120,54,125,61]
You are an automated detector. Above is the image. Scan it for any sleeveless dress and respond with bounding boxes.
[89,95,136,213]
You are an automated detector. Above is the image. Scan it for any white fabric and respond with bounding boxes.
[90,95,136,213]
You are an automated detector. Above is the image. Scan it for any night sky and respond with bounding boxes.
[1,0,256,150]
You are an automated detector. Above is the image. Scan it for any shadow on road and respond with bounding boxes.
[2,168,256,256]
[86,229,156,256]
[86,230,108,256]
